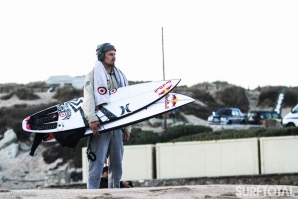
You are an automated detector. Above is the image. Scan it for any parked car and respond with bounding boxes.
[282,104,298,127]
[247,110,282,125]
[207,108,248,125]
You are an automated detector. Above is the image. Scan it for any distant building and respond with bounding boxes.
[72,76,85,89]
[46,75,85,91]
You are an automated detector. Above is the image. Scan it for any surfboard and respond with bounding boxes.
[43,93,195,142]
[22,79,180,133]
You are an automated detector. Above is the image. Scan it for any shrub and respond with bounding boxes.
[125,128,161,145]
[42,137,88,168]
[0,102,57,141]
[15,88,40,100]
[0,92,14,100]
[53,86,83,102]
[257,87,279,108]
[284,89,298,108]
[160,125,213,142]
[171,127,298,142]
[217,86,249,113]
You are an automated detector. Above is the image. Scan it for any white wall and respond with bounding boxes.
[122,145,155,181]
[82,147,88,183]
[156,138,259,179]
[260,136,298,174]
[82,145,155,183]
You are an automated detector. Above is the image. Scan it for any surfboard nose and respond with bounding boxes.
[22,119,31,130]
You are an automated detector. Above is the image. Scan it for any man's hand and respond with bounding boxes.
[123,131,130,142]
[89,121,101,135]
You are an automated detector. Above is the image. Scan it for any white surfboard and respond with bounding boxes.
[43,93,195,142]
[22,79,180,133]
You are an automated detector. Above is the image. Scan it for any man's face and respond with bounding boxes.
[102,50,116,67]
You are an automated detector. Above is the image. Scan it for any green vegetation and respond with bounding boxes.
[124,125,298,145]
[217,86,249,113]
[15,88,40,100]
[160,125,213,142]
[0,102,57,141]
[126,128,161,145]
[52,86,83,102]
[257,86,298,108]
[171,126,298,142]
[42,138,88,168]
[0,92,14,100]
[0,88,40,100]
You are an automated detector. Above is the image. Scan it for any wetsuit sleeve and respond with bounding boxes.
[83,72,98,123]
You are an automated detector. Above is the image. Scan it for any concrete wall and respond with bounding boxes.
[260,136,298,174]
[81,136,298,182]
[156,138,259,179]
[82,145,155,183]
[122,145,155,181]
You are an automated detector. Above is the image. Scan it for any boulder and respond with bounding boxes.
[19,141,31,151]
[262,119,283,129]
[0,143,19,158]
[162,119,174,127]
[0,129,17,150]
[149,118,162,127]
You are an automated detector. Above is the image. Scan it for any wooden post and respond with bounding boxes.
[162,27,167,129]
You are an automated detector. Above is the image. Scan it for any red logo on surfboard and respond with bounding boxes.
[154,80,172,96]
[165,94,178,109]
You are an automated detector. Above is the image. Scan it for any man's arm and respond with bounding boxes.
[83,72,101,135]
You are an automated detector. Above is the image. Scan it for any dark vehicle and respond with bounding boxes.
[207,108,248,125]
[247,110,282,124]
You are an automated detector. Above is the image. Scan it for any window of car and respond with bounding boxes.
[265,112,271,118]
[272,113,280,118]
[292,106,298,113]
[233,110,239,116]
[248,112,257,117]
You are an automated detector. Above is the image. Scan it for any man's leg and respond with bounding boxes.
[108,129,124,188]
[87,132,111,189]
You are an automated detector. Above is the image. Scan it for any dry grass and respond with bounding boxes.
[52,86,83,102]
[257,86,298,108]
[216,86,249,113]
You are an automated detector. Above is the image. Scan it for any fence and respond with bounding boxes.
[81,136,298,183]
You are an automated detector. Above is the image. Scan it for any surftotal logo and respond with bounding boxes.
[236,185,293,197]
[154,80,172,96]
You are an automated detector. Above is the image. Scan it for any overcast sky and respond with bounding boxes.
[1,0,298,89]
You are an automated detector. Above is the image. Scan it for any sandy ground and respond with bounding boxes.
[1,185,298,199]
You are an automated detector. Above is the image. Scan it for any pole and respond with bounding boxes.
[162,27,167,129]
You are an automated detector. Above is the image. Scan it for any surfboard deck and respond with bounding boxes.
[22,79,180,133]
[43,93,195,142]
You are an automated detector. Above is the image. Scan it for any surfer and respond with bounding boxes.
[83,43,131,189]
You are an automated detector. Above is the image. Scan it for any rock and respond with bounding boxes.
[44,170,70,187]
[161,119,174,127]
[171,121,185,126]
[0,143,19,158]
[262,119,283,129]
[0,129,17,150]
[19,141,31,151]
[149,118,162,127]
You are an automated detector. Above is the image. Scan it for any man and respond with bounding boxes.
[83,43,131,189]
[100,166,133,189]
